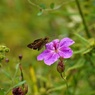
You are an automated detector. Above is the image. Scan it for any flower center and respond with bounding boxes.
[53,43,59,53]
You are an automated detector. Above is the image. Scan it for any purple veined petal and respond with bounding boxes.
[52,39,59,49]
[37,50,51,60]
[59,37,75,47]
[44,52,60,66]
[52,39,59,43]
[46,39,59,50]
[46,42,54,50]
[58,47,73,58]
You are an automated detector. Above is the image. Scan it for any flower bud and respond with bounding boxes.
[19,54,23,60]
[0,54,5,61]
[5,58,9,63]
[12,87,24,95]
[57,61,65,74]
[5,48,10,53]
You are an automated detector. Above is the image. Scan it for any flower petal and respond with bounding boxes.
[46,42,54,50]
[59,37,75,47]
[44,52,60,65]
[46,39,59,50]
[58,47,73,58]
[37,50,51,60]
[52,39,59,43]
[52,39,59,49]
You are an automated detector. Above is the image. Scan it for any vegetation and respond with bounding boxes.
[0,0,95,95]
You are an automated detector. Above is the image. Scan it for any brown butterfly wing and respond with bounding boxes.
[37,37,49,50]
[33,39,43,50]
[27,38,43,50]
[27,37,49,50]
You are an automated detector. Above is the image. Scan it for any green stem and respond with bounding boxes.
[75,0,91,38]
[60,73,69,95]
[19,63,24,87]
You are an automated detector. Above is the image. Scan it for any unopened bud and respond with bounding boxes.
[5,58,9,63]
[5,48,10,53]
[0,55,5,61]
[57,61,65,74]
[12,87,24,95]
[19,54,23,60]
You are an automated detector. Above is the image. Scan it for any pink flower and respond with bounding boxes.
[37,37,75,65]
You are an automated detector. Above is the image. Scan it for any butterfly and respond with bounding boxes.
[27,37,49,51]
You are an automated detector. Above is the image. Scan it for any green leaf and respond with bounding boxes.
[50,3,55,9]
[16,63,19,70]
[47,85,66,93]
[13,80,26,88]
[12,63,20,81]
[74,48,86,54]
[39,3,46,9]
[74,33,89,46]
[37,11,43,16]
[2,69,11,79]
[5,81,26,95]
[67,58,85,72]
[82,47,93,54]
[0,89,4,95]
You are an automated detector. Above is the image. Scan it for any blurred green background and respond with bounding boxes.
[0,0,95,95]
